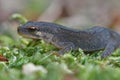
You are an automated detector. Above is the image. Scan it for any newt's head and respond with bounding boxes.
[17,21,59,39]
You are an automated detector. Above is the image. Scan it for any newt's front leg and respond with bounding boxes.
[53,42,75,55]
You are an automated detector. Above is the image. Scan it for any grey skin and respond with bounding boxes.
[18,21,120,58]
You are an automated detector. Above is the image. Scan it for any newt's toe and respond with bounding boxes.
[101,53,109,58]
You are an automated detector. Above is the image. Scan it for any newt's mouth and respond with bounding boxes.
[18,31,39,39]
[18,31,42,40]
[17,28,36,39]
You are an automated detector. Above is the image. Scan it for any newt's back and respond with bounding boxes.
[57,26,120,51]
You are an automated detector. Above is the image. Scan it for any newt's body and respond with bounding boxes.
[18,21,120,58]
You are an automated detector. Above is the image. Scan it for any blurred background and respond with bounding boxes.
[1,0,120,38]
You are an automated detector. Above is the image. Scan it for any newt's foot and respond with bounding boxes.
[101,53,109,59]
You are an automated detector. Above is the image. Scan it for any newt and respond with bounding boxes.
[17,21,120,58]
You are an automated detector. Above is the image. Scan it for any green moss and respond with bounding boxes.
[0,35,120,80]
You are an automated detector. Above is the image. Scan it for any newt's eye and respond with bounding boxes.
[28,26,37,30]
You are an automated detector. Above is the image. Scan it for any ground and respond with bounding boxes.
[0,35,120,80]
